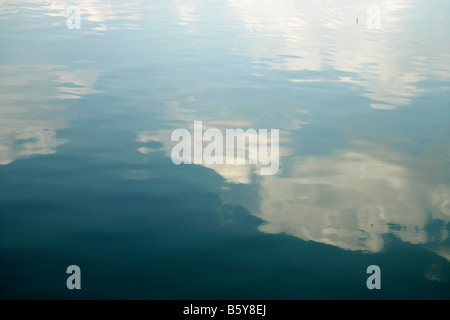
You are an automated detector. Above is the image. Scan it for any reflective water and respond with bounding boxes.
[0,0,449,299]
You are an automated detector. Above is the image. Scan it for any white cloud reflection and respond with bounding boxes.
[138,113,449,256]
[0,65,101,164]
[173,0,200,26]
[254,143,450,255]
[136,118,290,184]
[0,0,145,31]
[227,0,450,109]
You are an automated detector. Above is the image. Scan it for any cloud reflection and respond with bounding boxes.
[173,0,200,26]
[254,142,450,255]
[227,0,450,109]
[0,0,145,31]
[0,65,101,164]
[136,119,290,184]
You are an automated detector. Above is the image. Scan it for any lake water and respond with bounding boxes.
[0,0,449,299]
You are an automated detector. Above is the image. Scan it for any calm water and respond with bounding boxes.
[1,0,449,299]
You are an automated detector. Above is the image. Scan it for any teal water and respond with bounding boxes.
[0,0,449,299]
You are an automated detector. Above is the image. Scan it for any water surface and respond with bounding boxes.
[0,0,449,299]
